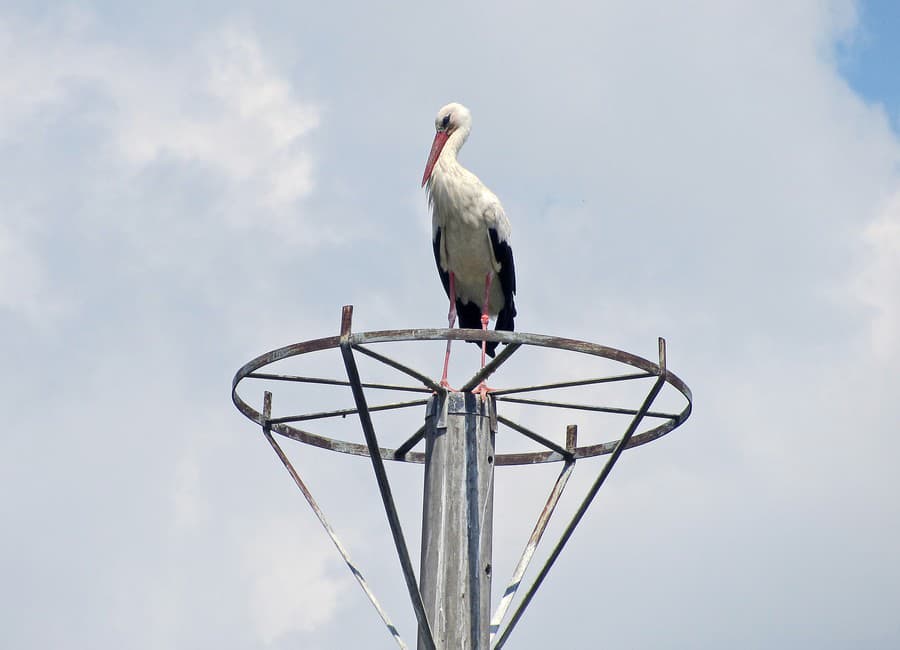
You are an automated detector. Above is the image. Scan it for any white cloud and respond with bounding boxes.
[112,26,319,211]
[0,13,319,233]
[0,10,331,335]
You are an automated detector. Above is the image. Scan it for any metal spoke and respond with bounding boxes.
[491,371,652,396]
[461,342,522,392]
[351,343,446,394]
[268,398,428,425]
[394,424,426,459]
[248,372,431,393]
[496,415,573,460]
[496,394,679,420]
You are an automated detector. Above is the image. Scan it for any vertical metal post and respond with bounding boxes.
[419,392,495,650]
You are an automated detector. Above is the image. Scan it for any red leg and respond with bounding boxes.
[440,272,457,390]
[474,273,493,400]
[479,273,492,369]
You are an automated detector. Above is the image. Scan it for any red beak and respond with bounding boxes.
[422,131,450,187]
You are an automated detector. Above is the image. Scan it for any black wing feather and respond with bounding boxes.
[433,230,450,298]
[489,227,517,339]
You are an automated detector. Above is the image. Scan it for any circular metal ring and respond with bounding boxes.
[232,328,692,465]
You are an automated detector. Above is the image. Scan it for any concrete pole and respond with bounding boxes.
[418,392,495,650]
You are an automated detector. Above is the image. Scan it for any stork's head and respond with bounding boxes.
[422,102,472,187]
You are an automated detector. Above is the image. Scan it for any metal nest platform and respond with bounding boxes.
[231,306,693,649]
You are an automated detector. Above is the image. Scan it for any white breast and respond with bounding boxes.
[429,158,510,314]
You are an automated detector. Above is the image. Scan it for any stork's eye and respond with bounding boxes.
[441,114,451,129]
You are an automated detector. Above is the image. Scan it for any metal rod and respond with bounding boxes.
[490,371,653,396]
[351,343,446,394]
[248,372,431,393]
[460,343,522,392]
[494,340,668,649]
[495,395,679,420]
[496,415,573,460]
[339,306,436,650]
[268,398,428,425]
[489,452,575,642]
[260,391,408,650]
[394,424,426,459]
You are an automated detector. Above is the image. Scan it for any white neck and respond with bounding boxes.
[443,124,470,162]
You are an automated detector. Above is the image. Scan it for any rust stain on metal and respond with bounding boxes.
[340,304,353,341]
[566,424,577,452]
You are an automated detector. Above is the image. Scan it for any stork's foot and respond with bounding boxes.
[437,378,458,393]
[471,382,494,401]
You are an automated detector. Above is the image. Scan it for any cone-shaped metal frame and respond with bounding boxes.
[231,306,693,649]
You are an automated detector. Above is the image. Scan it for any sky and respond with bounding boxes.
[1,1,899,648]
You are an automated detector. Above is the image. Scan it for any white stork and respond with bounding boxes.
[421,102,517,392]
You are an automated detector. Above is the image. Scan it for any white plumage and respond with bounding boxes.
[421,102,517,388]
